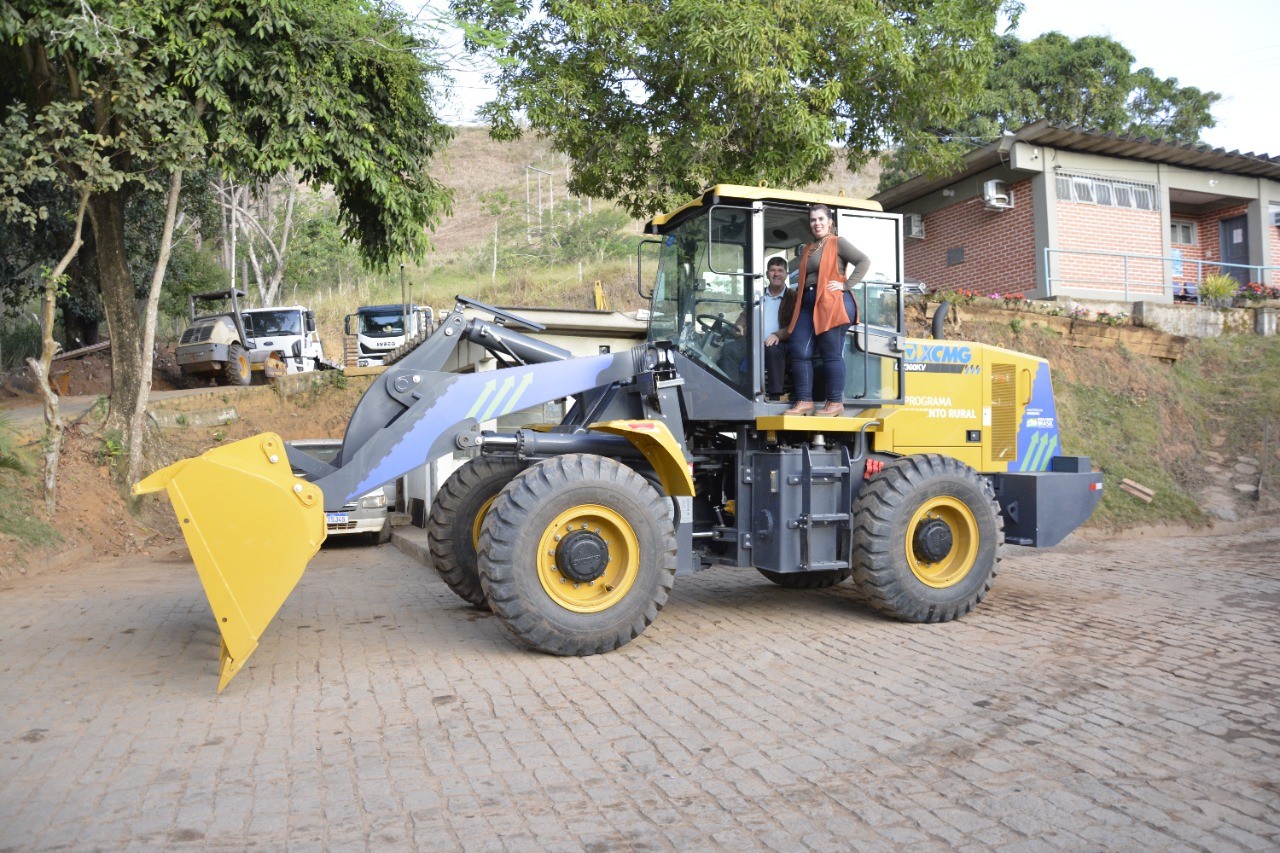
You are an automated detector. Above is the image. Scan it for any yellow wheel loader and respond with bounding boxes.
[137,186,1102,691]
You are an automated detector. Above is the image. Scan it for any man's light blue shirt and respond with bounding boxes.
[761,286,792,337]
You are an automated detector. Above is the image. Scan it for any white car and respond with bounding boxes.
[286,438,391,544]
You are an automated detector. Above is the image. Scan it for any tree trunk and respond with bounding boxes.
[28,191,89,514]
[126,169,185,487]
[90,188,147,489]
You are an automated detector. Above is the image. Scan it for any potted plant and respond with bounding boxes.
[1238,281,1280,307]
[1196,273,1239,308]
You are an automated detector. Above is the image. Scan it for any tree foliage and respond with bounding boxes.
[453,0,1009,217]
[879,32,1221,189]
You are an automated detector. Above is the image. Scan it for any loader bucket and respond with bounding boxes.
[134,432,325,692]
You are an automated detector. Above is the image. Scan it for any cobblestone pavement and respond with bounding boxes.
[2,525,1278,851]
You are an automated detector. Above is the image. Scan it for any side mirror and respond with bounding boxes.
[344,315,354,336]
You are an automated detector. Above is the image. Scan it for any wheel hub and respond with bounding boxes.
[556,529,610,582]
[912,517,953,563]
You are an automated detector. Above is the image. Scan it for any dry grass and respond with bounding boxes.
[428,128,567,254]
[426,127,884,256]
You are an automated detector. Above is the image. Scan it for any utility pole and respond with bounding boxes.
[525,165,552,242]
[400,262,407,331]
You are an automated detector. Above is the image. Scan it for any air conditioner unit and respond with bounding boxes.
[904,213,925,239]
[982,179,1013,210]
[1270,210,1280,227]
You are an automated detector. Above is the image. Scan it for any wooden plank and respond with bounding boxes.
[1119,478,1155,502]
[52,340,111,361]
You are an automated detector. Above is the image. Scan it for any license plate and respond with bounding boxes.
[325,512,349,525]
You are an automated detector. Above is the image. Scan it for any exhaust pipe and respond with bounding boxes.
[932,301,949,340]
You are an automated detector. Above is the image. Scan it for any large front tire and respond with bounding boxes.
[222,343,251,386]
[478,454,677,655]
[425,457,526,608]
[851,454,1002,622]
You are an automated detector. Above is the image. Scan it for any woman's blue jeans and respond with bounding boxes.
[786,291,854,403]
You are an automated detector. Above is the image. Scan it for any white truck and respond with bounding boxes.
[241,305,328,374]
[344,303,433,367]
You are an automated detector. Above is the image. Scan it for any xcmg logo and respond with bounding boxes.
[903,343,973,364]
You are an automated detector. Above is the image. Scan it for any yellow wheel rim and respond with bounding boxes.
[537,504,639,613]
[905,496,978,588]
[472,495,498,551]
[235,355,250,380]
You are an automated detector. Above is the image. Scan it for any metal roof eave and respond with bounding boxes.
[646,184,882,231]
[872,120,1280,209]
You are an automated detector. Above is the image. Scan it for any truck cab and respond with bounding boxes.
[345,304,434,367]
[240,306,325,374]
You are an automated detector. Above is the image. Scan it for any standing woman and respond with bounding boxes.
[780,204,870,416]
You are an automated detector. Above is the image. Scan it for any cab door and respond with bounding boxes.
[837,210,905,404]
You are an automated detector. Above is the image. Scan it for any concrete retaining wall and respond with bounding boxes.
[1132,302,1265,338]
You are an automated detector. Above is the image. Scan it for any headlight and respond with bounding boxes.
[360,493,387,509]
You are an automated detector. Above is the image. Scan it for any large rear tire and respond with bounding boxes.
[222,343,251,386]
[425,457,526,608]
[478,454,677,655]
[851,454,1002,622]
[757,568,851,589]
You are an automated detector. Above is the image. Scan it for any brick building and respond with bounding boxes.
[871,121,1280,302]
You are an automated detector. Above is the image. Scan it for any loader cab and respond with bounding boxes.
[644,185,908,408]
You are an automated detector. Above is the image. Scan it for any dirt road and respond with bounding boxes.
[2,524,1277,849]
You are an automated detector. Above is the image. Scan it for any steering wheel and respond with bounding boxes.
[695,314,740,345]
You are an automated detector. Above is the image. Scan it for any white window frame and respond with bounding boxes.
[1170,220,1197,245]
[1057,172,1157,211]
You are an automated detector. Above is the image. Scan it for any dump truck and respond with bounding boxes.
[137,185,1103,691]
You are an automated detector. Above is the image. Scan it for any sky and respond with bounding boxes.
[432,0,1280,157]
[1012,0,1280,155]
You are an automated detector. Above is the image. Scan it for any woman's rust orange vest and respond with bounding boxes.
[784,239,856,336]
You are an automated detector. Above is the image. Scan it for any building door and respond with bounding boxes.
[1219,215,1250,283]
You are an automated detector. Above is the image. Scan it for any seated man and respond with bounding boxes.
[755,256,796,401]
[718,256,795,398]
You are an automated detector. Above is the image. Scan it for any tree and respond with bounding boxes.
[3,0,454,488]
[211,172,300,306]
[453,0,1011,217]
[879,32,1221,189]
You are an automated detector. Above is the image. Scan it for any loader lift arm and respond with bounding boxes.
[307,297,655,511]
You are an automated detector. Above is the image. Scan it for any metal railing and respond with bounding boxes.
[1044,247,1279,303]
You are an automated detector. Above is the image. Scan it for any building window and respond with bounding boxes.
[1056,172,1156,211]
[1170,220,1196,245]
